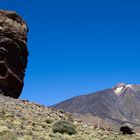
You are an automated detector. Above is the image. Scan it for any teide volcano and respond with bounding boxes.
[53,83,140,126]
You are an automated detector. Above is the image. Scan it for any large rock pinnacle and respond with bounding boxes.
[0,10,28,98]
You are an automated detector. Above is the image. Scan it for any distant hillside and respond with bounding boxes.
[53,83,140,127]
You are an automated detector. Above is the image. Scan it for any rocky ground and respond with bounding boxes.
[0,95,140,140]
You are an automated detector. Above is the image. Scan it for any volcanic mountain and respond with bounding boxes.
[53,83,140,126]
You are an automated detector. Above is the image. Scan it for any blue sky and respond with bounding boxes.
[1,0,140,106]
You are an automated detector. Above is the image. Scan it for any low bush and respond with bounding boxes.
[52,120,77,135]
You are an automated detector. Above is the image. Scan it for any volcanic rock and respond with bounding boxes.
[0,10,28,98]
[120,123,134,134]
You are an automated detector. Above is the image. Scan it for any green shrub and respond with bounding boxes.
[52,120,77,135]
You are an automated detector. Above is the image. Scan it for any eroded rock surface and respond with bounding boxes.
[0,10,28,98]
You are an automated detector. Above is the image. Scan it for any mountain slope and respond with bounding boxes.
[1,94,140,139]
[53,84,140,126]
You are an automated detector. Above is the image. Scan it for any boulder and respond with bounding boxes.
[0,10,28,98]
[120,123,134,135]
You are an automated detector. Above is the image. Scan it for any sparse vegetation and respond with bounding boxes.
[0,95,139,139]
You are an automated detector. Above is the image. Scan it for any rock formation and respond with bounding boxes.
[120,123,134,135]
[0,10,28,98]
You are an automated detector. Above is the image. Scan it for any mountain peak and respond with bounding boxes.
[113,83,133,95]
